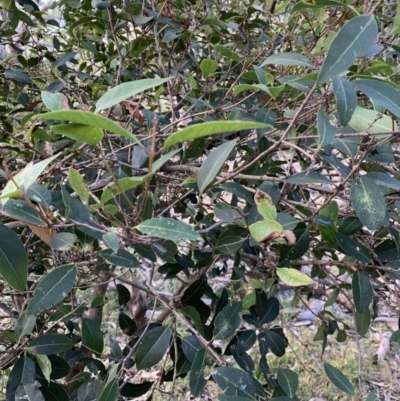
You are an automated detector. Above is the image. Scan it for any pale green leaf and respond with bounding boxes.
[51,123,103,145]
[348,106,392,135]
[249,219,283,243]
[276,268,313,287]
[200,59,218,77]
[260,53,314,68]
[68,168,89,201]
[36,355,52,383]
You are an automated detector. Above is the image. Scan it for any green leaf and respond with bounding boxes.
[15,383,45,401]
[164,121,268,148]
[391,0,400,34]
[198,139,236,195]
[355,308,370,337]
[352,271,372,314]
[213,367,256,399]
[351,176,386,230]
[353,79,400,119]
[317,108,335,149]
[40,382,69,401]
[286,171,331,185]
[366,172,400,191]
[333,77,357,126]
[366,390,379,401]
[102,232,119,252]
[348,106,392,135]
[277,368,299,398]
[200,59,218,77]
[211,44,241,62]
[101,175,147,204]
[180,306,204,335]
[213,301,242,340]
[260,53,314,68]
[95,78,172,112]
[317,16,378,85]
[119,312,137,335]
[28,334,74,355]
[136,218,201,241]
[255,189,277,220]
[15,311,36,342]
[391,330,400,344]
[51,123,103,145]
[189,348,207,397]
[50,232,75,251]
[54,51,77,67]
[3,199,46,226]
[276,268,313,287]
[215,227,247,254]
[101,249,139,268]
[98,379,118,401]
[0,224,28,291]
[215,202,234,223]
[6,356,36,401]
[324,363,354,395]
[82,318,104,356]
[27,264,77,316]
[249,219,283,243]
[1,155,58,203]
[136,326,171,370]
[335,232,371,263]
[36,354,52,383]
[40,110,140,144]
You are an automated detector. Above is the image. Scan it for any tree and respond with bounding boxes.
[0,0,400,400]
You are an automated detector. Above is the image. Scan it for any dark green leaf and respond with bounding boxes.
[351,176,386,230]
[277,368,299,398]
[15,311,36,342]
[212,367,255,399]
[333,77,357,126]
[40,381,69,401]
[218,182,254,205]
[355,308,370,337]
[101,249,139,268]
[27,264,77,316]
[28,334,73,355]
[286,171,331,185]
[317,16,378,85]
[116,284,131,305]
[180,306,204,335]
[259,297,280,325]
[181,274,207,305]
[189,348,207,397]
[198,140,236,195]
[3,199,46,226]
[98,379,118,401]
[213,302,243,340]
[120,382,153,397]
[365,172,400,191]
[54,51,77,67]
[259,331,286,357]
[6,357,36,401]
[352,271,372,314]
[136,218,201,241]
[119,312,137,336]
[324,363,354,395]
[317,108,335,148]
[335,232,371,263]
[0,224,28,291]
[136,326,171,370]
[216,227,248,254]
[181,335,202,362]
[15,383,45,401]
[82,318,104,356]
[48,355,70,379]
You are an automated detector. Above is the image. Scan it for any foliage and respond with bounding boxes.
[1,0,400,400]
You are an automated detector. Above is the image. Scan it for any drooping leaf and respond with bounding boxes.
[212,367,256,399]
[189,348,207,397]
[260,53,314,68]
[82,318,104,356]
[317,16,378,85]
[277,368,299,398]
[353,79,400,119]
[164,121,268,148]
[276,268,313,287]
[333,77,357,126]
[136,218,201,241]
[324,363,354,395]
[198,139,237,195]
[355,308,371,337]
[136,326,171,370]
[28,334,74,355]
[0,224,28,291]
[27,264,77,316]
[213,302,243,340]
[351,176,386,230]
[95,78,172,112]
[40,110,140,144]
[352,271,372,314]
[317,108,335,149]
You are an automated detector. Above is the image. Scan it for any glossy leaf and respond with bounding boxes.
[260,53,314,68]
[136,326,171,370]
[27,264,77,316]
[317,16,378,85]
[352,271,372,314]
[214,302,243,340]
[276,268,313,286]
[259,297,280,325]
[136,218,201,241]
[164,121,268,148]
[0,224,28,291]
[3,199,46,226]
[28,334,74,355]
[216,227,247,254]
[189,348,207,397]
[101,249,139,268]
[353,79,400,119]
[317,108,335,149]
[82,318,104,356]
[95,77,172,112]
[36,354,52,383]
[333,77,357,126]
[212,367,256,399]
[324,363,354,395]
[277,368,299,398]
[198,139,237,195]
[119,312,137,336]
[351,176,386,230]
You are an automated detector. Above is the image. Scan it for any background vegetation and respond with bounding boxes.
[1,0,400,400]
